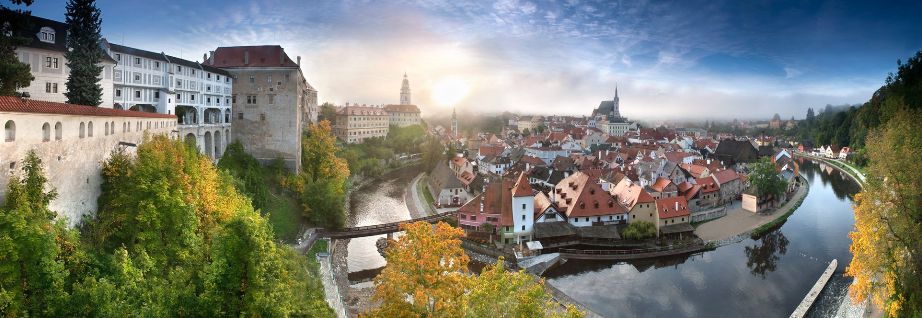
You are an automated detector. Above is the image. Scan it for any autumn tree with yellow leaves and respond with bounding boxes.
[846,109,922,316]
[366,221,583,318]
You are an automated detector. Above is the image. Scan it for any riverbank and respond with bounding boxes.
[795,152,866,187]
[695,176,809,242]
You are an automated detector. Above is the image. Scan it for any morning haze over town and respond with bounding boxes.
[1,0,920,317]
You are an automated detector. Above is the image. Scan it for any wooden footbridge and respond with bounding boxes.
[315,210,457,239]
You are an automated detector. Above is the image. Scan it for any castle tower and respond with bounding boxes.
[451,107,458,139]
[400,73,411,105]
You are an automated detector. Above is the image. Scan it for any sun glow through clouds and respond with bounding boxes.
[430,76,470,107]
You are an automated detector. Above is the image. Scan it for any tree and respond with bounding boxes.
[218,141,270,209]
[465,257,583,318]
[747,157,786,199]
[296,121,349,228]
[0,1,36,96]
[63,0,103,106]
[847,109,922,316]
[421,135,445,172]
[621,221,656,240]
[319,102,337,123]
[368,222,583,318]
[0,151,71,316]
[369,222,469,317]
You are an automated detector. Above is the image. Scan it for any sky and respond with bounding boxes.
[12,0,922,120]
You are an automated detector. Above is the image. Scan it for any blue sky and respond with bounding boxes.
[12,0,922,120]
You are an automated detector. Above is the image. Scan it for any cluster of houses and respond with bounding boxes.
[798,144,851,160]
[425,109,801,247]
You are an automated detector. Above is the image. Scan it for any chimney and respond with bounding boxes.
[279,48,285,65]
[202,53,207,63]
[209,51,215,65]
[243,51,249,65]
[675,201,678,211]
[297,56,301,67]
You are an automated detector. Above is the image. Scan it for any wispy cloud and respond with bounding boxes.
[19,0,922,120]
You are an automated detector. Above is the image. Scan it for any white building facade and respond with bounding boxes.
[14,15,116,108]
[106,43,233,160]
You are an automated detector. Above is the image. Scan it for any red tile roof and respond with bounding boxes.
[554,172,627,218]
[337,106,387,116]
[610,177,655,210]
[712,169,740,185]
[208,45,299,68]
[0,96,175,119]
[656,196,690,219]
[697,176,720,193]
[383,104,420,113]
[649,177,673,192]
[512,172,533,197]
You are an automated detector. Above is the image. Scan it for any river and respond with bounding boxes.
[543,158,861,317]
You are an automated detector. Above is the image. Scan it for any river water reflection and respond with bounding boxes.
[543,159,861,317]
[345,166,419,275]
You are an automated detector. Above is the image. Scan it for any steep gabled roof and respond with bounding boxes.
[655,196,690,219]
[512,172,533,197]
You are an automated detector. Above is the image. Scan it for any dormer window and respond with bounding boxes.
[38,27,55,43]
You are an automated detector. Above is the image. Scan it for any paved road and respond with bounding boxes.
[405,173,434,218]
[695,182,808,241]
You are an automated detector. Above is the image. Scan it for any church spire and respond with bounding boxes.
[400,73,411,105]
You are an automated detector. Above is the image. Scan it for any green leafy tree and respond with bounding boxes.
[0,1,36,96]
[748,157,786,198]
[621,221,656,240]
[218,141,270,209]
[296,121,349,228]
[465,257,583,318]
[63,0,103,106]
[0,151,70,316]
[319,102,337,123]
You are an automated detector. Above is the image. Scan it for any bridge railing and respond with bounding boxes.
[321,210,458,235]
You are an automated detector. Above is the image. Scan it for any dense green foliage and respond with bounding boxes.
[319,102,337,123]
[63,0,103,106]
[339,124,427,177]
[295,121,350,229]
[218,141,270,210]
[788,51,922,152]
[0,1,35,96]
[621,221,656,240]
[748,157,787,198]
[0,137,333,316]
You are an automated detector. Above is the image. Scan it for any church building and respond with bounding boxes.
[592,85,637,136]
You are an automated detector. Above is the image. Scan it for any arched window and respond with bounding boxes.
[104,122,109,136]
[79,122,85,138]
[54,122,62,140]
[88,121,94,137]
[4,120,14,142]
[122,122,126,133]
[110,121,115,134]
[42,122,51,141]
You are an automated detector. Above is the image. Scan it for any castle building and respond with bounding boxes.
[383,74,421,127]
[12,15,117,108]
[106,43,233,160]
[333,104,389,143]
[205,45,318,172]
[592,85,637,136]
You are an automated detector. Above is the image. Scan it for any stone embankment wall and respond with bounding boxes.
[1,108,174,225]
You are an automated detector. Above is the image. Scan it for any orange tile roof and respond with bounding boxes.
[512,172,533,197]
[712,169,740,185]
[650,177,673,192]
[656,196,690,219]
[553,172,627,218]
[697,176,720,193]
[0,96,175,118]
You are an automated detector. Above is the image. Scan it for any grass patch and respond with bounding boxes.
[264,177,304,243]
[750,178,809,237]
[418,175,436,208]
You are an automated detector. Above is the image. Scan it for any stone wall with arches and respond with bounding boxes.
[178,124,231,161]
[0,97,175,225]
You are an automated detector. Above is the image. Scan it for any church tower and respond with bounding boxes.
[400,73,411,105]
[451,107,459,139]
[612,84,621,119]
